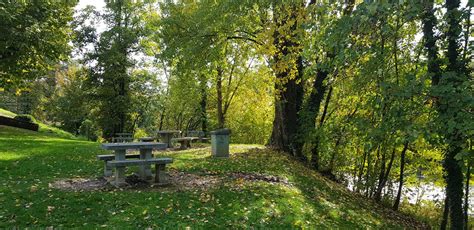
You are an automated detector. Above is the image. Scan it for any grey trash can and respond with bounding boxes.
[210,129,231,158]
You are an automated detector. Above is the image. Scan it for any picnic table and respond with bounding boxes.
[156,130,181,148]
[172,137,199,150]
[112,133,134,143]
[101,142,169,186]
[139,137,156,142]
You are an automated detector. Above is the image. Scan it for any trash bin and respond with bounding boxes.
[210,129,231,158]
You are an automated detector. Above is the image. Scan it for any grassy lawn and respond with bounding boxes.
[0,125,423,228]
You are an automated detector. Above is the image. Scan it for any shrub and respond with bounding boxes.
[133,128,148,139]
[79,119,99,141]
[14,114,37,123]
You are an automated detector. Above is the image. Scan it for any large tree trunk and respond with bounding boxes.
[444,143,465,229]
[444,0,465,228]
[268,3,304,154]
[423,0,465,228]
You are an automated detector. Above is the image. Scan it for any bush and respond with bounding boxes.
[79,119,99,141]
[133,128,148,139]
[14,114,37,123]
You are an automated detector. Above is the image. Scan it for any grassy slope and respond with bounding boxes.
[0,126,422,228]
[0,108,76,139]
[0,108,16,118]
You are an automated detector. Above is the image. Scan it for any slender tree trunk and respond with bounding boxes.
[441,195,449,230]
[375,147,396,202]
[464,161,470,230]
[199,74,208,133]
[393,141,408,210]
[328,136,341,173]
[158,109,165,131]
[216,66,225,129]
[307,70,329,169]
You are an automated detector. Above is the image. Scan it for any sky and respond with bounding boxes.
[76,0,105,11]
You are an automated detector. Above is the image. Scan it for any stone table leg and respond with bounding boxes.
[104,161,112,177]
[165,134,173,148]
[155,164,169,185]
[113,149,127,186]
[139,149,152,180]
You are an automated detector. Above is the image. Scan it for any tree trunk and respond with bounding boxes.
[216,66,225,129]
[445,144,465,229]
[422,0,442,86]
[375,147,396,202]
[464,161,470,230]
[441,195,449,230]
[158,109,165,131]
[307,70,329,169]
[444,0,465,228]
[199,74,208,133]
[393,141,408,210]
[423,0,465,228]
[268,3,304,154]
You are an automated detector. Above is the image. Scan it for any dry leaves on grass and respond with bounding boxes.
[48,178,108,191]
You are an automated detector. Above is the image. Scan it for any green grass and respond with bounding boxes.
[0,108,16,118]
[0,125,423,228]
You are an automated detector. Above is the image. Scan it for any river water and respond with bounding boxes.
[345,176,474,215]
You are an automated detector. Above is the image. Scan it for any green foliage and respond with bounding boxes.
[79,119,99,141]
[0,0,76,89]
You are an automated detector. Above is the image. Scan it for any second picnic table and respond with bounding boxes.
[156,130,181,148]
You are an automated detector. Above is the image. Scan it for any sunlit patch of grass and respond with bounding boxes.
[0,108,16,118]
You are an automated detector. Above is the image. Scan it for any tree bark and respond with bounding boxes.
[441,195,449,230]
[307,70,329,169]
[443,0,465,228]
[268,3,304,154]
[199,74,208,133]
[393,141,408,210]
[423,0,465,228]
[464,161,470,230]
[216,66,225,129]
[375,147,396,202]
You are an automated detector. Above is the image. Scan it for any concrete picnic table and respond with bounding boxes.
[112,133,134,142]
[156,130,181,148]
[139,137,156,142]
[101,142,167,186]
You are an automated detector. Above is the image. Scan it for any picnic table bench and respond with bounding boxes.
[100,142,170,186]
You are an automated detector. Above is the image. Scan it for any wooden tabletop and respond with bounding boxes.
[101,142,167,150]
